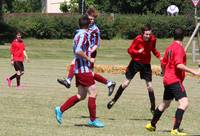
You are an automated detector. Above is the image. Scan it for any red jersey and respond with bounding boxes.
[10,39,25,62]
[162,41,186,85]
[128,34,161,64]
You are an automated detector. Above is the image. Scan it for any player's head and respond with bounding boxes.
[86,6,98,24]
[141,24,152,41]
[86,6,98,18]
[16,32,22,41]
[173,28,184,41]
[79,15,90,29]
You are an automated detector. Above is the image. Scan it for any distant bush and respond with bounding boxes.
[113,14,194,39]
[0,21,17,43]
[96,15,116,40]
[3,13,194,40]
[60,1,69,13]
[4,14,79,39]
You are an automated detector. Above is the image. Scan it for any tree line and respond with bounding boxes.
[0,0,198,15]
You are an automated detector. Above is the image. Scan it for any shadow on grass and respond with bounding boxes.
[157,130,171,133]
[157,130,200,136]
[75,115,116,120]
[80,115,90,118]
[129,118,151,121]
[74,124,104,129]
[74,124,90,127]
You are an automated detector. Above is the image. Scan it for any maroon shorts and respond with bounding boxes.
[75,72,95,87]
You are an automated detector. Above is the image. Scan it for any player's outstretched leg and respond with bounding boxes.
[107,81,116,96]
[16,72,22,89]
[57,78,71,88]
[57,64,75,88]
[93,73,116,96]
[6,73,17,87]
[146,81,156,114]
[55,95,80,125]
[107,85,125,109]
[148,90,155,114]
[145,100,171,133]
[54,106,63,125]
[145,107,163,132]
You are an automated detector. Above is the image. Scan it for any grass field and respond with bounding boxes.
[0,38,200,136]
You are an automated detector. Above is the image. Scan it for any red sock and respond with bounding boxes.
[88,97,96,121]
[60,95,79,113]
[93,73,107,85]
[67,64,75,80]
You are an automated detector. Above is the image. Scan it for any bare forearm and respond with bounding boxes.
[76,51,90,61]
[90,45,98,53]
[23,51,28,59]
[177,64,196,75]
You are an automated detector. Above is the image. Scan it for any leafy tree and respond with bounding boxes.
[69,0,79,13]
[101,0,157,14]
[94,0,110,13]
[154,0,193,15]
[12,0,41,13]
[0,0,3,20]
[93,0,194,15]
[4,0,13,12]
[60,1,69,13]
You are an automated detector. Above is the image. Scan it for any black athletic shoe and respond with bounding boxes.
[107,100,115,109]
[108,81,116,96]
[57,78,71,88]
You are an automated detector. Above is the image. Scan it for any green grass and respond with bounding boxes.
[0,38,200,136]
[0,38,197,66]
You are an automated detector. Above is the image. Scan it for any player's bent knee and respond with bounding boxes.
[77,94,86,100]
[16,71,21,75]
[71,60,75,65]
[147,87,154,92]
[89,92,97,98]
[122,81,130,88]
[160,101,171,111]
[179,97,189,110]
[164,103,170,109]
[180,101,189,110]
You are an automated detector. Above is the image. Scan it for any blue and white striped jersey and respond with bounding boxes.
[73,29,91,74]
[88,24,100,48]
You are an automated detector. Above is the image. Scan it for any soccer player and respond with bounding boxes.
[54,16,104,128]
[57,7,116,96]
[107,25,162,114]
[6,32,29,89]
[145,28,200,135]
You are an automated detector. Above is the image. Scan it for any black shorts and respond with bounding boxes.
[14,61,24,72]
[125,60,152,81]
[163,82,187,101]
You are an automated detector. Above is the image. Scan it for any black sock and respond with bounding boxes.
[151,107,163,127]
[16,74,21,86]
[173,108,185,130]
[9,74,17,80]
[148,90,155,110]
[113,85,125,102]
